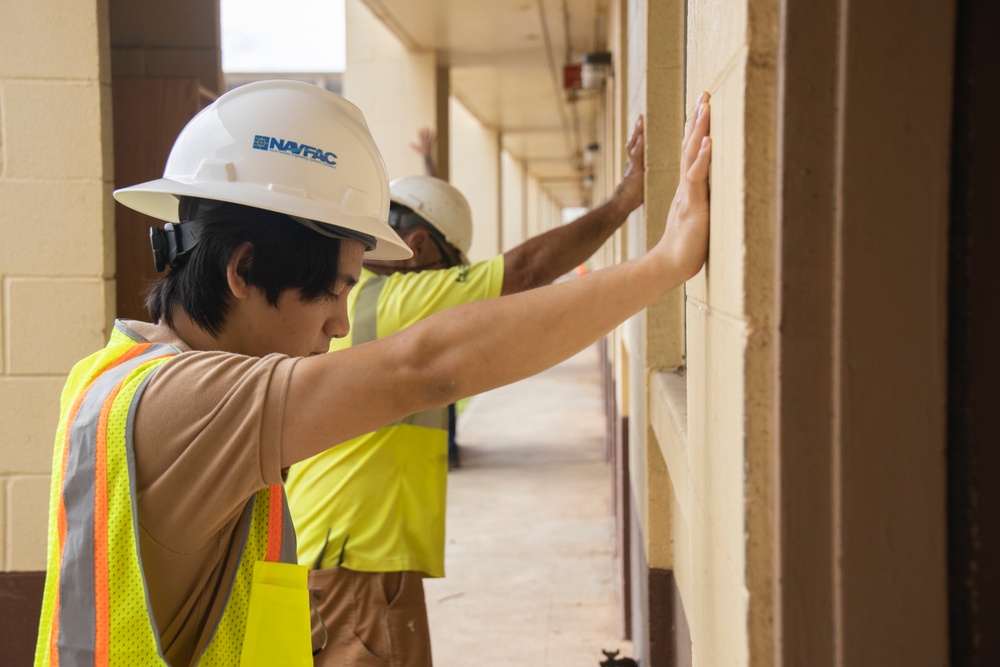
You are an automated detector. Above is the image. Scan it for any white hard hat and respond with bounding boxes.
[389,176,473,264]
[113,80,411,260]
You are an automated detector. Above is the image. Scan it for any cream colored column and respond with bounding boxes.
[542,191,559,234]
[344,0,437,181]
[450,98,500,262]
[0,0,115,571]
[605,0,629,417]
[622,0,686,583]
[500,149,527,251]
[666,0,779,663]
[525,174,541,240]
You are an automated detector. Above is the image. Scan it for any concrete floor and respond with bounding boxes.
[424,344,632,666]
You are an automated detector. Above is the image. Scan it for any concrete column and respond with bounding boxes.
[500,149,527,251]
[450,98,500,262]
[0,0,115,575]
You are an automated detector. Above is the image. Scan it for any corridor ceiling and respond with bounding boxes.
[360,0,611,208]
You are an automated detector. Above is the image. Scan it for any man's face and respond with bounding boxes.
[364,225,461,275]
[231,239,366,358]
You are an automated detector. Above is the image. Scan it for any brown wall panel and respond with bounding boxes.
[0,572,45,666]
[112,78,203,321]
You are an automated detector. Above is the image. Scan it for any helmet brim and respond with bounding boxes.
[115,179,413,261]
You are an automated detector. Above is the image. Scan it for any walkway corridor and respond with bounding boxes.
[424,344,632,666]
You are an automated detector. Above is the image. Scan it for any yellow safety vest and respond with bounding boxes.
[352,275,450,432]
[288,260,503,578]
[35,324,302,666]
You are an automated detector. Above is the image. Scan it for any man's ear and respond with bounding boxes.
[226,242,255,300]
[404,228,431,261]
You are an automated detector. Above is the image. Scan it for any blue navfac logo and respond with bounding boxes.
[252,134,337,167]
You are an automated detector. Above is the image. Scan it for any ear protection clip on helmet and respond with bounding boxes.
[149,222,201,272]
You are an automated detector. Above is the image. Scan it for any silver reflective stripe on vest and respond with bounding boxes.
[59,343,175,666]
[125,369,169,658]
[353,275,448,432]
[352,274,387,346]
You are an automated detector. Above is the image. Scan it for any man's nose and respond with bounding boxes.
[325,304,351,339]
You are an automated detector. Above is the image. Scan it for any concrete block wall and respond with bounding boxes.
[682,0,779,659]
[622,0,686,567]
[621,0,778,664]
[1,0,115,571]
[524,175,542,241]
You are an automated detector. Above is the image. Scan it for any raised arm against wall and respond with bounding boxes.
[501,117,645,295]
[281,95,712,467]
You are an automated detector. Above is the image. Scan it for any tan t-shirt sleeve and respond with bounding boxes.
[131,348,300,663]
[133,350,297,554]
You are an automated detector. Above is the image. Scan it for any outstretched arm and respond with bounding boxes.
[500,116,645,295]
[283,94,712,466]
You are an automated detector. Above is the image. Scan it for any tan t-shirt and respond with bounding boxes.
[123,321,298,666]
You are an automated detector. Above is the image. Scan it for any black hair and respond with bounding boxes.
[145,198,342,337]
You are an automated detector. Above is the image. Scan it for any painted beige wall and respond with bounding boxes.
[449,98,500,263]
[500,149,526,251]
[622,0,686,574]
[625,0,777,664]
[0,0,115,571]
[678,0,778,656]
[541,193,559,236]
[524,174,541,241]
[344,0,437,182]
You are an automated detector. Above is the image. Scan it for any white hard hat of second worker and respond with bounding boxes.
[389,176,473,264]
[113,80,412,260]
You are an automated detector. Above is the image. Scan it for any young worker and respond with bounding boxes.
[35,80,711,667]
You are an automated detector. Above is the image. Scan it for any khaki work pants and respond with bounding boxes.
[309,568,432,667]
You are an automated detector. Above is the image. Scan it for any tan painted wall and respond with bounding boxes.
[542,194,559,235]
[622,0,686,571]
[449,98,500,263]
[500,150,526,252]
[524,174,541,241]
[603,0,629,424]
[344,0,437,182]
[0,0,115,571]
[690,0,778,654]
[624,0,777,664]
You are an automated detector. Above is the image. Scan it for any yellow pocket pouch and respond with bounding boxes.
[239,561,312,667]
